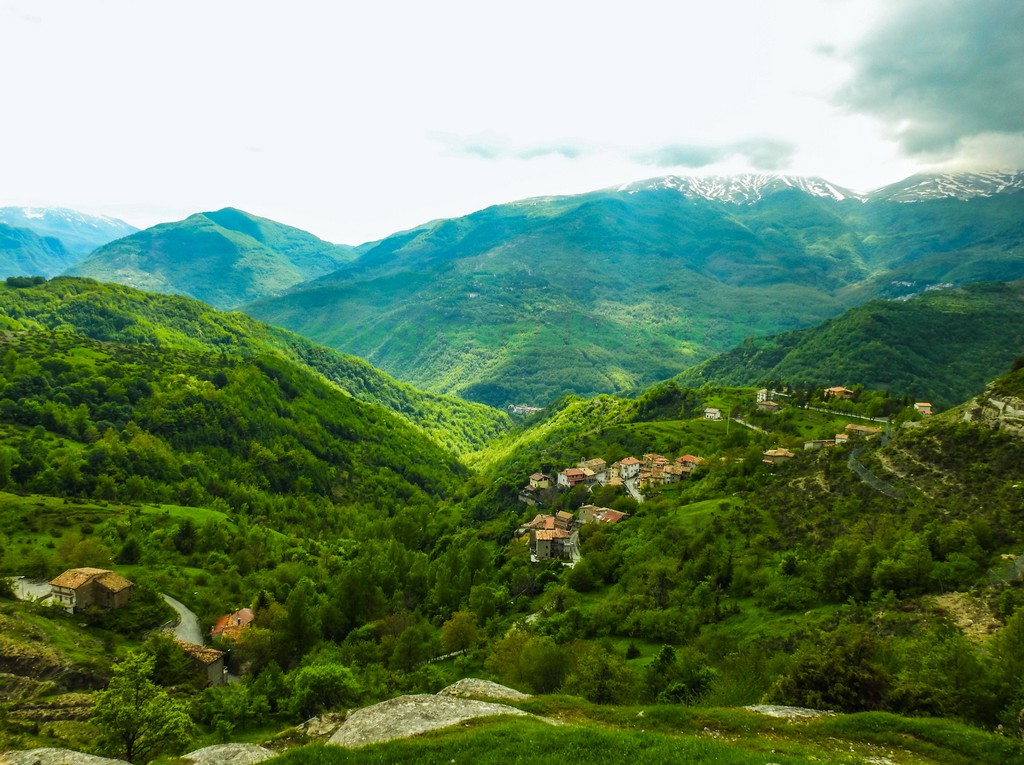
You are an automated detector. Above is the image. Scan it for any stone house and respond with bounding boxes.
[762,448,796,465]
[554,510,574,532]
[844,423,883,438]
[532,529,571,560]
[49,568,134,614]
[704,408,723,420]
[176,640,226,686]
[577,459,607,483]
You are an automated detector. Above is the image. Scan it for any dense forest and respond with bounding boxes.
[2,279,1024,764]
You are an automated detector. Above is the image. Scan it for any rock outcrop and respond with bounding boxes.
[963,392,1024,437]
[182,744,275,765]
[328,693,531,748]
[0,749,127,765]
[437,678,531,701]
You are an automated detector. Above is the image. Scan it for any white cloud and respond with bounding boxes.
[0,0,1005,244]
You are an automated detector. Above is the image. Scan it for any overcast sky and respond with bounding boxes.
[1,0,1021,244]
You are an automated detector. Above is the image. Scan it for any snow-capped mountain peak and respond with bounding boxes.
[617,174,863,203]
[867,171,1024,202]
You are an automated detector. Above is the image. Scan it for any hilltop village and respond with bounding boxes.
[514,384,927,562]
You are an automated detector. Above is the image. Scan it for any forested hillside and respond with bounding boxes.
[4,287,1024,763]
[0,224,76,278]
[0,277,509,454]
[68,208,357,309]
[246,180,1024,407]
[676,280,1024,408]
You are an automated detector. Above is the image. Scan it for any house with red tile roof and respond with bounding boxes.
[557,468,588,488]
[619,457,642,480]
[211,607,255,641]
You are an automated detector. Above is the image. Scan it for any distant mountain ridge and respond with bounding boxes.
[68,208,357,309]
[0,206,137,257]
[246,170,1024,407]
[618,174,863,202]
[870,171,1024,202]
[617,170,1024,204]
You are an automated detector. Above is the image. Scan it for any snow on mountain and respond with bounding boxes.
[617,174,864,203]
[0,207,137,257]
[867,172,1024,202]
[0,207,135,232]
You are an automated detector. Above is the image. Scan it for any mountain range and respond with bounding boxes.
[0,207,136,277]
[5,170,1023,408]
[244,171,1024,406]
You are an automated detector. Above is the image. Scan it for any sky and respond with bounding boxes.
[1,0,1022,244]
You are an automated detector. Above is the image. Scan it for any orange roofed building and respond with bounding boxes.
[49,567,133,614]
[211,607,255,641]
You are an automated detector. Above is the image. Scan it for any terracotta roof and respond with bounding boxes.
[175,639,225,665]
[530,473,549,481]
[211,607,255,637]
[96,571,133,593]
[620,457,642,465]
[556,511,574,520]
[535,529,571,541]
[598,509,628,524]
[845,424,882,434]
[50,567,132,592]
[562,468,585,477]
[607,477,623,486]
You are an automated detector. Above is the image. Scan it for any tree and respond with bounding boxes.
[441,611,479,653]
[563,643,635,704]
[92,651,194,763]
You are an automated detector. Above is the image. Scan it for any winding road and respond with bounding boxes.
[162,593,204,645]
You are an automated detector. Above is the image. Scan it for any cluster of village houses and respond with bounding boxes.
[46,566,254,686]
[517,504,630,561]
[519,452,707,507]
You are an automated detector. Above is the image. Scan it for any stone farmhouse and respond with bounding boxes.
[49,567,133,614]
[175,639,227,686]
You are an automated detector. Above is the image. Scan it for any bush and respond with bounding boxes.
[290,662,362,720]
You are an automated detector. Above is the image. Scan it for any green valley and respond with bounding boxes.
[243,178,1024,408]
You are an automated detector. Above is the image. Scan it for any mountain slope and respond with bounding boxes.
[0,277,509,454]
[0,223,75,277]
[0,207,137,259]
[246,172,1024,407]
[0,327,463,522]
[68,208,357,308]
[675,280,1024,408]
